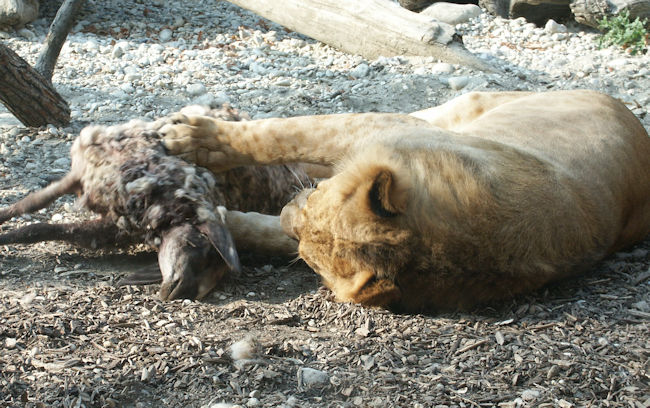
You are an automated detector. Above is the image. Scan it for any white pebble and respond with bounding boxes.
[285,396,298,407]
[298,367,329,387]
[186,83,207,96]
[17,28,36,40]
[545,19,568,34]
[112,45,125,58]
[120,83,135,94]
[350,63,370,78]
[521,389,540,401]
[159,28,173,42]
[5,338,17,349]
[53,157,70,168]
[432,62,455,74]
[140,365,156,381]
[448,76,469,90]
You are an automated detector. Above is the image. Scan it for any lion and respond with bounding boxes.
[160,90,650,312]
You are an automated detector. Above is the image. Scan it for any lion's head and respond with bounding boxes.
[280,139,543,312]
[281,145,420,309]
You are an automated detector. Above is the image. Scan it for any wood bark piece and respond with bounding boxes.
[227,0,495,71]
[0,43,70,127]
[35,0,85,81]
[571,0,650,28]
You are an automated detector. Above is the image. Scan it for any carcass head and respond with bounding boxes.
[158,222,240,301]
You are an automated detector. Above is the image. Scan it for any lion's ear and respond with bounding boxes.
[368,169,408,217]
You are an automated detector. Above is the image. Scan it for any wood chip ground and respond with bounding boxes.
[1,186,648,407]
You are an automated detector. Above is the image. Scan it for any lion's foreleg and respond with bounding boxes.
[220,208,298,256]
[162,113,427,171]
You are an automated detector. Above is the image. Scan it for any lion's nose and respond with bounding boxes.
[280,188,314,239]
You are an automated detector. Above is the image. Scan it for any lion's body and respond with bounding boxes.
[162,90,650,311]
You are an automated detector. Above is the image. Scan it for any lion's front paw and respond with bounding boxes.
[159,115,238,172]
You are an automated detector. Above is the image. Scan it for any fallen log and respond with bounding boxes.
[0,43,70,127]
[571,0,650,28]
[227,0,494,71]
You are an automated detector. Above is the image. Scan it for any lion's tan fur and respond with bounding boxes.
[162,90,650,311]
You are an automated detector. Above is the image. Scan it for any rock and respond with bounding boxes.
[521,389,541,401]
[16,27,35,40]
[159,28,173,42]
[53,157,70,168]
[432,62,455,74]
[297,367,329,387]
[192,92,230,107]
[606,58,631,70]
[120,83,135,94]
[397,0,434,11]
[248,62,268,75]
[112,45,125,59]
[0,0,38,29]
[544,19,567,34]
[350,63,370,78]
[5,337,16,349]
[447,76,469,90]
[186,83,207,97]
[421,3,482,25]
[140,365,156,382]
[360,354,375,370]
[632,300,649,312]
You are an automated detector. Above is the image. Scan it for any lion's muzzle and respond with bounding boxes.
[280,188,314,240]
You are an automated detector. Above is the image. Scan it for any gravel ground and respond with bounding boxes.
[0,1,649,407]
